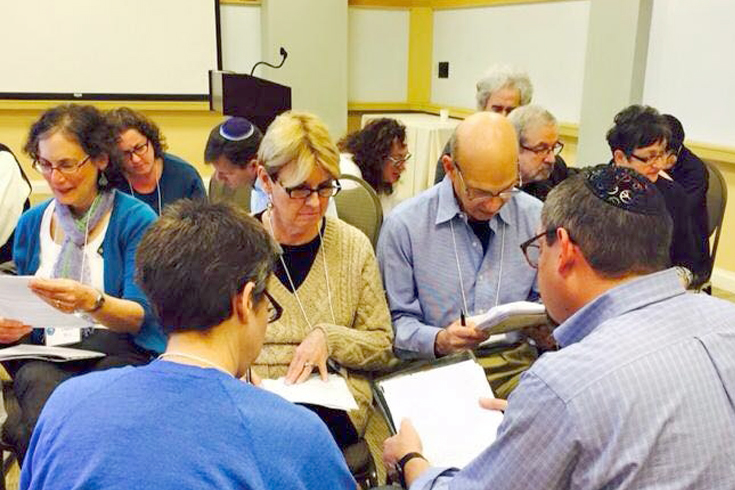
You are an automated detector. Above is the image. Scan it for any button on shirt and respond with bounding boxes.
[412,268,735,489]
[377,177,542,359]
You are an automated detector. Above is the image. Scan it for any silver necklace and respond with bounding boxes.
[158,351,233,377]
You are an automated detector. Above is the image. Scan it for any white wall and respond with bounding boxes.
[220,4,262,74]
[348,9,410,102]
[260,0,348,139]
[431,1,590,123]
[643,0,735,146]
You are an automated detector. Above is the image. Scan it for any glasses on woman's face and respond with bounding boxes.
[454,162,520,202]
[278,180,342,200]
[387,152,412,168]
[33,155,91,177]
[121,140,149,161]
[262,289,283,323]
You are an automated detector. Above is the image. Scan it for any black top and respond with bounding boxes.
[654,177,710,285]
[468,219,491,254]
[255,212,324,292]
[669,146,710,270]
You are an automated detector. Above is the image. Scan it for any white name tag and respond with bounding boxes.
[44,327,81,346]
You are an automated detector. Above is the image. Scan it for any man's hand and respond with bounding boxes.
[434,319,490,356]
[479,397,508,412]
[383,419,430,487]
[0,317,32,344]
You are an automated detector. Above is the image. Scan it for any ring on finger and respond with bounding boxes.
[303,361,313,368]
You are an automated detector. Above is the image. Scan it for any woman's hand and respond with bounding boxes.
[0,317,32,344]
[28,278,98,314]
[285,328,329,384]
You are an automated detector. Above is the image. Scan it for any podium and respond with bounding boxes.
[209,71,291,132]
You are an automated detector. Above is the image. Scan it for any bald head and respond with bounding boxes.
[453,112,519,188]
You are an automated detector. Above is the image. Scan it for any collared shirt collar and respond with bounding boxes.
[554,268,686,348]
[434,175,516,227]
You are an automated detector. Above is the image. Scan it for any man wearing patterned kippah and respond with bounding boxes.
[384,164,735,490]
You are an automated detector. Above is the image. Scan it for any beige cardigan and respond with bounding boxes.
[253,217,395,434]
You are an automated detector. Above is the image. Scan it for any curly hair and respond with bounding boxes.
[606,105,670,157]
[24,104,125,191]
[337,118,406,194]
[106,107,168,160]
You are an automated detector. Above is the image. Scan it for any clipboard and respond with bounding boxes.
[372,353,503,468]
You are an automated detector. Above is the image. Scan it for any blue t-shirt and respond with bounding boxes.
[20,361,356,490]
[116,153,206,215]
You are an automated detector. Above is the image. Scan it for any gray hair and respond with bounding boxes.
[475,65,533,111]
[542,173,672,278]
[507,105,558,145]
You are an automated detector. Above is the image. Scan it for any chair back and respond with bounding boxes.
[334,175,383,248]
[704,160,728,267]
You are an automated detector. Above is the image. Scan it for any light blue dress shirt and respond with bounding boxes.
[412,268,735,489]
[377,177,542,359]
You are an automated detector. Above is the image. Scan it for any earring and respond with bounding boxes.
[266,197,274,211]
[98,171,108,187]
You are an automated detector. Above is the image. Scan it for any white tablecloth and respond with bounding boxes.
[361,113,460,203]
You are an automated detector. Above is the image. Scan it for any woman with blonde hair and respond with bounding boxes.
[253,111,394,469]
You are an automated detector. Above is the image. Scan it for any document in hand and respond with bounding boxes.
[260,374,359,411]
[0,276,93,330]
[374,355,503,468]
[0,344,105,362]
[469,300,547,335]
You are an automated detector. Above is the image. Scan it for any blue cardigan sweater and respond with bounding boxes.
[13,190,165,354]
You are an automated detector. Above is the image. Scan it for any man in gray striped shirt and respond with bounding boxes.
[384,165,735,489]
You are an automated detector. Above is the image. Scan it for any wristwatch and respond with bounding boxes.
[397,452,426,488]
[86,289,106,313]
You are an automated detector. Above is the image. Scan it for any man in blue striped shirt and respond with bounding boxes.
[384,165,735,489]
[377,112,543,398]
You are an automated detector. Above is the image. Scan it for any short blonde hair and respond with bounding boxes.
[257,111,340,187]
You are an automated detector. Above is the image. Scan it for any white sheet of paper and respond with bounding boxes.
[0,344,105,362]
[260,374,359,411]
[470,301,547,334]
[377,359,503,468]
[0,276,93,330]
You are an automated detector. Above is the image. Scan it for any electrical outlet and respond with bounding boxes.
[438,62,449,79]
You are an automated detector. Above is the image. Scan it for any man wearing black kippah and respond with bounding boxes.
[606,104,709,287]
[383,165,735,489]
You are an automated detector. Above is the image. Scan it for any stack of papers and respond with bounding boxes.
[260,374,358,411]
[469,301,547,335]
[0,344,105,362]
[375,358,503,468]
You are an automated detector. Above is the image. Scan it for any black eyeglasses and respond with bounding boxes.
[278,180,342,200]
[520,229,556,268]
[122,140,149,161]
[521,141,564,157]
[262,289,283,323]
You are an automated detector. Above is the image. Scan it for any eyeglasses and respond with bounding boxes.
[278,180,342,200]
[33,155,91,176]
[454,162,520,202]
[387,152,412,168]
[262,289,283,323]
[122,140,149,161]
[521,141,564,157]
[629,152,668,168]
[520,229,556,268]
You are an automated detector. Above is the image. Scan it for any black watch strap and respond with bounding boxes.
[397,451,426,488]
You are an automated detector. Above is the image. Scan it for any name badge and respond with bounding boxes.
[45,327,81,346]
